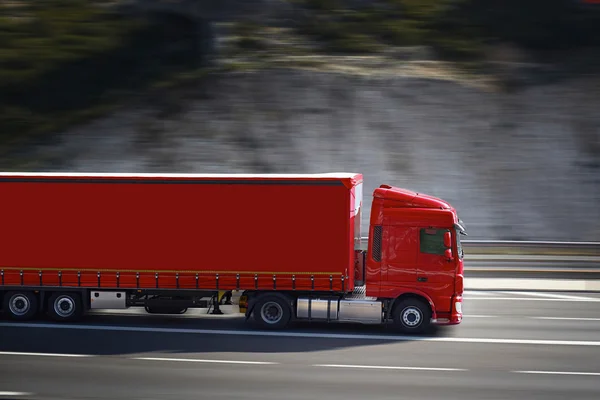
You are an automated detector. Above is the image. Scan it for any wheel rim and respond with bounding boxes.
[260,301,283,324]
[9,294,30,316]
[401,306,422,327]
[54,296,75,318]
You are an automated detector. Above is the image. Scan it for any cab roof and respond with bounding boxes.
[374,185,452,209]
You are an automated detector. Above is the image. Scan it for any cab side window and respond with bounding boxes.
[419,228,448,255]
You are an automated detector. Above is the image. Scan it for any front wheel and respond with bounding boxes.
[392,298,432,334]
[252,295,292,329]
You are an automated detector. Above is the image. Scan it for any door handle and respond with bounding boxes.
[417,277,428,282]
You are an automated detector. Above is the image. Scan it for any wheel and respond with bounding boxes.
[3,291,38,321]
[252,295,292,329]
[392,298,432,334]
[48,292,83,322]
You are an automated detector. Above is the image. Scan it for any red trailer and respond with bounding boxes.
[0,172,466,333]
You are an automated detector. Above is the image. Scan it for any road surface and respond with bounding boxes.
[1,290,600,400]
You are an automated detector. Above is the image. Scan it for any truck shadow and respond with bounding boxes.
[0,310,451,357]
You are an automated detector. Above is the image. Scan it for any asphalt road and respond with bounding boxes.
[1,290,600,400]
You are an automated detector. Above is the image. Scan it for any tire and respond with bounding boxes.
[48,292,84,322]
[3,291,38,321]
[252,295,292,330]
[392,298,432,334]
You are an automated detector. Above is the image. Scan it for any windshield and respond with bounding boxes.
[454,221,466,260]
[455,231,464,259]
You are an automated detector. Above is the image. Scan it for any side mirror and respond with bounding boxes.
[445,248,454,261]
[443,231,452,248]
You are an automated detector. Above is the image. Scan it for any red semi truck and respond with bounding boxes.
[0,172,466,333]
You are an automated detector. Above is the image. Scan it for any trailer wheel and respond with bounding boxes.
[393,298,431,334]
[253,295,291,329]
[48,292,83,322]
[3,291,38,321]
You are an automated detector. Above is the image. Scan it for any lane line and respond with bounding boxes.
[466,315,600,321]
[463,297,600,302]
[529,317,600,322]
[314,364,467,372]
[3,322,600,347]
[498,291,597,300]
[514,370,600,377]
[0,392,33,397]
[133,357,277,365]
[463,291,499,296]
[0,351,93,358]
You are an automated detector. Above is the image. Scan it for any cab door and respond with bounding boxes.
[382,225,419,289]
[416,227,455,311]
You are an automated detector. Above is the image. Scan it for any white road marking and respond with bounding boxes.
[499,291,597,300]
[463,297,600,302]
[133,357,278,365]
[3,322,600,347]
[529,317,600,322]
[463,291,498,296]
[0,392,33,397]
[514,370,600,377]
[314,364,467,371]
[0,351,93,358]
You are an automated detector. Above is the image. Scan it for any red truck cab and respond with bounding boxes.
[358,185,466,330]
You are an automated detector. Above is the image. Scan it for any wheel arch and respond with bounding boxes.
[244,291,295,318]
[391,291,436,321]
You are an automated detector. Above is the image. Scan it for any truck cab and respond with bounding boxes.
[359,185,466,330]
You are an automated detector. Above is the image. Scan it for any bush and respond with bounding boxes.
[0,0,205,145]
[292,0,600,57]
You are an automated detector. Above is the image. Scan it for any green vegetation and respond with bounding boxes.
[292,0,600,57]
[1,0,599,151]
[294,0,472,56]
[0,0,205,150]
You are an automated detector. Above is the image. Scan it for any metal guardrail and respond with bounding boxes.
[461,240,600,257]
[462,240,600,247]
[359,237,600,256]
[359,237,600,246]
[357,237,600,279]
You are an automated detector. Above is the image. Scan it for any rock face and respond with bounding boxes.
[32,67,600,241]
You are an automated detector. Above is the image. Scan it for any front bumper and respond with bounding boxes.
[432,295,463,325]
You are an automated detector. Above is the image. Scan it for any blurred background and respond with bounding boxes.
[1,3,600,400]
[1,0,599,241]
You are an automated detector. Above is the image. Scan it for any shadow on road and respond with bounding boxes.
[0,310,449,357]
